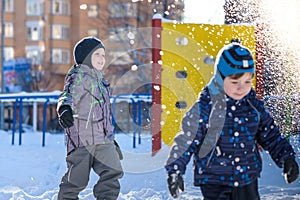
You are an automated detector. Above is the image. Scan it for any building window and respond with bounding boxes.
[4,47,14,61]
[88,4,98,17]
[88,28,98,37]
[52,24,69,39]
[51,48,70,64]
[26,0,44,16]
[109,26,136,42]
[109,51,133,65]
[26,21,44,41]
[108,2,137,18]
[4,0,14,12]
[4,22,13,38]
[26,46,44,65]
[52,0,70,15]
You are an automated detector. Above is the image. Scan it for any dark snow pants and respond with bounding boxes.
[58,143,123,200]
[200,179,260,200]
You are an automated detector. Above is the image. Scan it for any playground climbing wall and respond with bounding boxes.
[152,16,264,154]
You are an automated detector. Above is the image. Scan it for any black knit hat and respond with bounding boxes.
[73,36,105,65]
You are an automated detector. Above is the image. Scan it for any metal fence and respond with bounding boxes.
[1,92,298,147]
[0,92,152,148]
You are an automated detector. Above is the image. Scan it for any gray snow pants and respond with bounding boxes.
[58,143,123,200]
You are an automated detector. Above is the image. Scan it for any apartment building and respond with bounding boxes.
[1,0,184,93]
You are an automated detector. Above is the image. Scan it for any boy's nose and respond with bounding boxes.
[237,83,244,90]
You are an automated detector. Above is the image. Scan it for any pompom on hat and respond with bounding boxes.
[216,40,255,78]
[73,36,105,65]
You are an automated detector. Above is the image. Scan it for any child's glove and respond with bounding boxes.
[58,105,74,129]
[167,173,184,198]
[283,157,299,183]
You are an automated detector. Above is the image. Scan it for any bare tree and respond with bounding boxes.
[79,0,184,95]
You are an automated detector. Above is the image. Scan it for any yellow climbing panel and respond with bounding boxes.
[160,22,256,145]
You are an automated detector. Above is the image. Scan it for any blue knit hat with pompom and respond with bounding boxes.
[216,41,255,78]
[208,40,255,95]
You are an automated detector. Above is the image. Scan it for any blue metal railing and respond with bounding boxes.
[0,92,152,148]
[0,91,60,146]
[111,93,152,148]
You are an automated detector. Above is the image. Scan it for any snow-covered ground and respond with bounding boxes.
[0,128,299,200]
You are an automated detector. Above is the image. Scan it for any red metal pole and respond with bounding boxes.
[255,23,265,100]
[151,14,162,156]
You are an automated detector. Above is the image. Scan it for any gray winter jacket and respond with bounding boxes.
[57,64,114,154]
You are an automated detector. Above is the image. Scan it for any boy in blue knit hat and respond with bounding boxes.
[165,41,299,199]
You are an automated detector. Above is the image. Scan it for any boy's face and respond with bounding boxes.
[91,48,105,71]
[223,72,253,100]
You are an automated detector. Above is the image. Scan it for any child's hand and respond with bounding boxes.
[283,157,299,183]
[167,173,184,198]
[58,105,74,129]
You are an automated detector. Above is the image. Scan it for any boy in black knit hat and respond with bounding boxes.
[165,41,299,199]
[57,36,123,200]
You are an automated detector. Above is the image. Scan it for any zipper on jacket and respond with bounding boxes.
[86,103,93,129]
[206,145,222,166]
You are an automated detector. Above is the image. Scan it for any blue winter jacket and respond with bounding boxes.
[165,87,296,187]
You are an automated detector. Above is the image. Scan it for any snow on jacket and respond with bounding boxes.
[165,87,296,187]
[57,64,114,154]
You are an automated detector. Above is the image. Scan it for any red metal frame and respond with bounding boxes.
[255,23,265,100]
[151,16,162,156]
